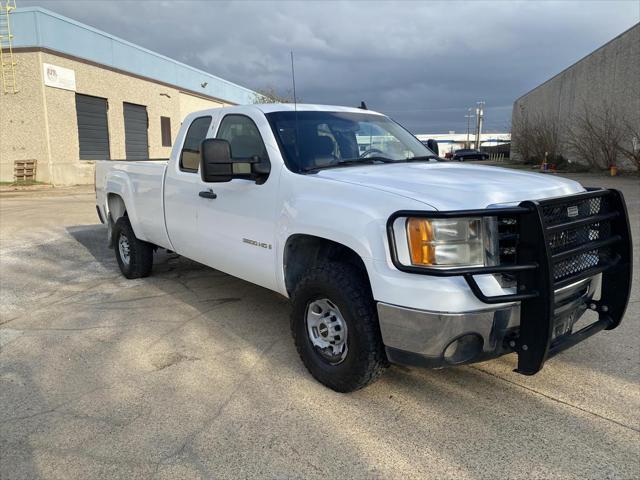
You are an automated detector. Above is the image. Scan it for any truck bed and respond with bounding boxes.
[95,158,171,248]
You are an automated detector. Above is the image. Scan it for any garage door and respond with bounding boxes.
[123,102,149,160]
[75,94,110,160]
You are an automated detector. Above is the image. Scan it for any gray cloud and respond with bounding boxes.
[23,0,639,133]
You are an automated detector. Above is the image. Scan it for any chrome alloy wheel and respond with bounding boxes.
[306,298,348,364]
[118,233,131,266]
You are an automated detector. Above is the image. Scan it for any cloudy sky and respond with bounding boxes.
[23,0,640,133]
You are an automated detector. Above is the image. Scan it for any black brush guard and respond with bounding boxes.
[387,188,632,375]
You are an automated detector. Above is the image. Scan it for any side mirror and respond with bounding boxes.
[200,138,259,183]
[426,139,439,156]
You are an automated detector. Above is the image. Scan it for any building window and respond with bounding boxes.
[75,94,110,160]
[161,116,172,147]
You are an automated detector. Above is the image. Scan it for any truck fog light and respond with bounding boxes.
[443,333,483,364]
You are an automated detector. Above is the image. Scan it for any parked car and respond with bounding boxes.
[95,104,632,392]
[453,148,489,161]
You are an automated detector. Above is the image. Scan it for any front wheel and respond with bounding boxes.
[291,262,388,392]
[112,216,154,279]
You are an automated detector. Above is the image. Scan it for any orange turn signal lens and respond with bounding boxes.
[407,218,436,265]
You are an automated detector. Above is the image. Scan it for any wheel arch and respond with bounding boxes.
[107,193,127,223]
[103,172,145,243]
[283,234,372,297]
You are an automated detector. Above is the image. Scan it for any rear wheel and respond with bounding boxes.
[113,216,154,279]
[291,262,388,392]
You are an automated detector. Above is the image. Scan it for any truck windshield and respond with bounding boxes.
[266,111,437,172]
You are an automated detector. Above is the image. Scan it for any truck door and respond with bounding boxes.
[164,114,218,262]
[193,112,279,291]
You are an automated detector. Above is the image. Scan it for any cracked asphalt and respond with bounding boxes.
[1,173,639,479]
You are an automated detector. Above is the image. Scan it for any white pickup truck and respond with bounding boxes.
[95,104,632,392]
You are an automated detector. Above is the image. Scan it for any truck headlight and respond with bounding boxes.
[390,216,498,268]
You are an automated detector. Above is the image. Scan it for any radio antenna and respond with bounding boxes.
[290,51,301,168]
[290,51,298,108]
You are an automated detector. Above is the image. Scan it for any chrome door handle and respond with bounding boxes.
[199,189,217,199]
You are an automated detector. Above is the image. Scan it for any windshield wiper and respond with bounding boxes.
[303,155,438,172]
[303,156,395,172]
[340,156,396,164]
[401,155,439,162]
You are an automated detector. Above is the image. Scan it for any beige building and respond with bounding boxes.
[0,7,257,185]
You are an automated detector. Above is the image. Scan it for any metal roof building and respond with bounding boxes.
[415,133,511,156]
[1,7,258,185]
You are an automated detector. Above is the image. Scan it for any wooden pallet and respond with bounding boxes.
[14,159,36,182]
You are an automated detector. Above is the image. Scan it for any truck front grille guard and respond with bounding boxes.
[386,188,632,375]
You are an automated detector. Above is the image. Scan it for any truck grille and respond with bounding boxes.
[541,195,606,225]
[497,216,518,263]
[497,216,519,287]
[547,221,609,253]
[540,194,619,284]
[554,245,613,279]
[497,192,620,287]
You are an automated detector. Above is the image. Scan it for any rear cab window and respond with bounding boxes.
[180,116,212,172]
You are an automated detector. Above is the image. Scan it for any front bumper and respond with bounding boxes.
[384,188,632,374]
[379,276,599,369]
[380,303,518,368]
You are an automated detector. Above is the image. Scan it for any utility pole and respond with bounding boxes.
[475,101,485,150]
[464,108,474,149]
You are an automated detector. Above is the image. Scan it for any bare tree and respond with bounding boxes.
[252,87,297,104]
[530,111,561,163]
[510,108,534,163]
[565,102,625,169]
[616,116,640,170]
[511,107,541,163]
[511,107,561,164]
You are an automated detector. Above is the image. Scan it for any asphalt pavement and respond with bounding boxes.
[1,173,638,479]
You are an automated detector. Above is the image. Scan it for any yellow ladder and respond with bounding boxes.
[0,0,18,94]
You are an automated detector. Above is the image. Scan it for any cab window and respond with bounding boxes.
[216,114,270,167]
[180,116,212,172]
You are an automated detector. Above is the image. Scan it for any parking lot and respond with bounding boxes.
[1,173,638,479]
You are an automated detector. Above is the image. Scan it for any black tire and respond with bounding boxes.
[112,216,154,279]
[291,262,388,392]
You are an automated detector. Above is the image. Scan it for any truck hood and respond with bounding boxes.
[316,162,585,210]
